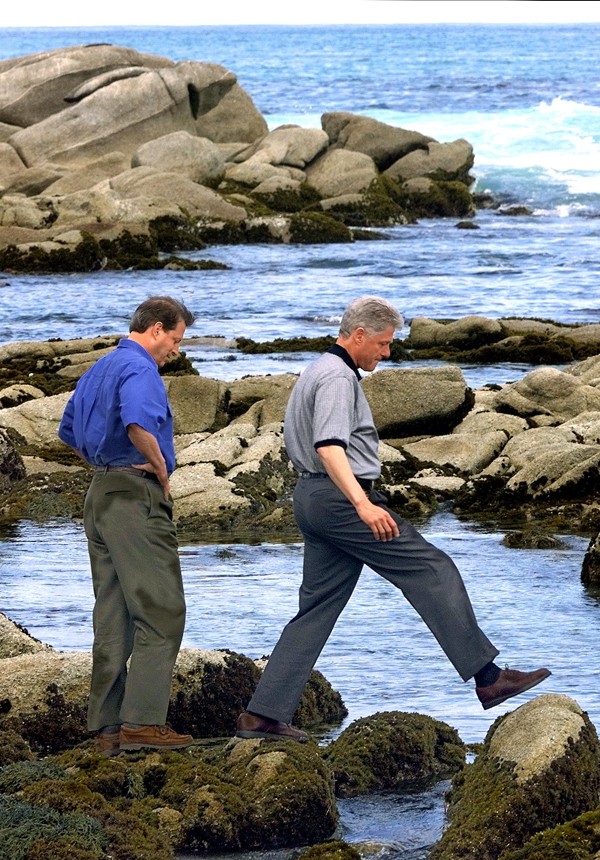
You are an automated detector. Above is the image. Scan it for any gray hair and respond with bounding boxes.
[339,296,403,337]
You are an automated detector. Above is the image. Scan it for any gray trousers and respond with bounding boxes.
[247,476,499,723]
[83,471,185,731]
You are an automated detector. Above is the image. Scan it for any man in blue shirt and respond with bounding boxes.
[59,295,196,755]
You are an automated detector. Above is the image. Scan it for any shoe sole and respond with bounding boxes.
[481,670,552,710]
[236,730,308,743]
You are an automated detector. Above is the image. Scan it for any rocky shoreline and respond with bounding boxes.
[2,323,600,856]
[0,43,515,274]
[1,313,599,570]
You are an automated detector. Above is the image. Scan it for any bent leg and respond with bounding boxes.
[298,482,498,681]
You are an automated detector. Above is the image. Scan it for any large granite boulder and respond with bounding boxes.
[493,367,600,423]
[8,63,235,168]
[362,366,474,437]
[132,131,226,186]
[240,125,329,168]
[430,694,600,860]
[385,138,475,184]
[0,44,172,128]
[322,111,433,170]
[196,81,269,143]
[305,148,378,197]
[403,430,509,475]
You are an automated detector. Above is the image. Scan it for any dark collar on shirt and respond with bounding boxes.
[327,343,361,380]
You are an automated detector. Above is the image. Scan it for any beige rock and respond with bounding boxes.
[170,462,249,517]
[244,125,329,168]
[0,390,71,445]
[305,148,378,197]
[196,82,268,143]
[408,315,503,348]
[362,366,471,436]
[0,44,172,128]
[107,167,247,221]
[0,142,26,181]
[0,383,45,408]
[403,430,508,475]
[132,131,226,186]
[494,367,600,422]
[488,694,590,783]
[453,411,529,437]
[0,612,51,659]
[43,152,130,195]
[164,375,222,435]
[385,138,474,183]
[322,112,433,169]
[0,194,52,229]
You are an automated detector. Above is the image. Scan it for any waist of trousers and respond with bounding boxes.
[299,471,375,493]
[94,465,160,484]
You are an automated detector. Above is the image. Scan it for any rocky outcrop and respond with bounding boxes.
[323,711,465,797]
[430,694,600,860]
[0,45,479,269]
[0,612,345,753]
[1,324,600,539]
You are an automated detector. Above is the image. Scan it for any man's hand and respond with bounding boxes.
[317,444,400,541]
[354,496,400,541]
[127,424,170,500]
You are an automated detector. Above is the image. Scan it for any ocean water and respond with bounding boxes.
[1,24,599,377]
[1,23,600,857]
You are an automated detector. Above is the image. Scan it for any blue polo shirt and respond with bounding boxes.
[58,338,176,473]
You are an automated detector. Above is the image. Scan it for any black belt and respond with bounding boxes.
[300,471,374,492]
[94,465,159,483]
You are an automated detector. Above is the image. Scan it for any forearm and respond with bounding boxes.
[127,424,168,480]
[317,444,369,507]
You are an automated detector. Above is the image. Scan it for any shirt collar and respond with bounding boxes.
[117,337,156,366]
[327,343,361,380]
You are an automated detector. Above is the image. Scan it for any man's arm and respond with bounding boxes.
[127,423,170,499]
[317,444,399,541]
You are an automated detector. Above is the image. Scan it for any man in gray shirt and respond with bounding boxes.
[236,296,550,742]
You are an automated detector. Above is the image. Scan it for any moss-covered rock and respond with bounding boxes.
[0,230,227,274]
[430,694,600,860]
[323,711,466,798]
[498,807,600,860]
[288,211,353,244]
[298,840,363,860]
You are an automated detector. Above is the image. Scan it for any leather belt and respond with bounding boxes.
[300,471,374,492]
[95,465,159,483]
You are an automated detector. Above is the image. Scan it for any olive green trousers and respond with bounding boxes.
[83,471,185,731]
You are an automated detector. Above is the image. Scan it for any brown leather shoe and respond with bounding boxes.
[476,667,551,710]
[236,711,309,743]
[119,724,195,751]
[94,730,121,757]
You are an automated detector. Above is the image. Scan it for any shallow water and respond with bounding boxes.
[1,509,594,858]
[0,510,594,745]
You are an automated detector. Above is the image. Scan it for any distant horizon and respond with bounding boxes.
[6,0,600,28]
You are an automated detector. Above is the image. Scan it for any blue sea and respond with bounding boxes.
[1,24,600,858]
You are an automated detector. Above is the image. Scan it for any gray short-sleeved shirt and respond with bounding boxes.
[283,348,381,479]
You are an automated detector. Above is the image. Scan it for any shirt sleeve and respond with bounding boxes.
[312,374,355,449]
[119,366,169,435]
[58,395,77,448]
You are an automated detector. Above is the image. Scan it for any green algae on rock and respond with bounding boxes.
[323,710,466,798]
[430,694,600,860]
